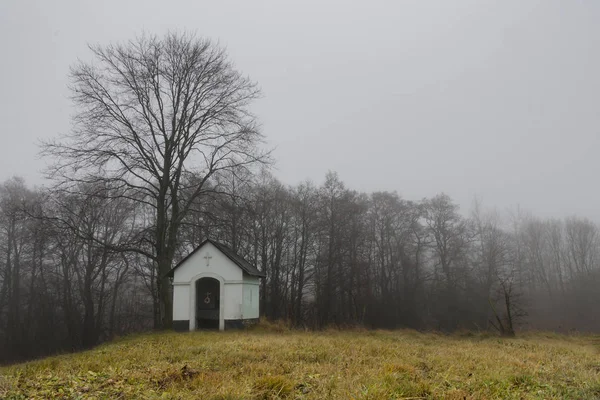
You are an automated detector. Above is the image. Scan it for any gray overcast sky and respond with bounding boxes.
[1,1,599,219]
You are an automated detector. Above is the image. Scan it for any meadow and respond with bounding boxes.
[1,324,599,399]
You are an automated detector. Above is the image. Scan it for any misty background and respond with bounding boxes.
[1,1,600,365]
[2,0,600,219]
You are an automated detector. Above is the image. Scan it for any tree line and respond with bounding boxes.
[1,171,599,362]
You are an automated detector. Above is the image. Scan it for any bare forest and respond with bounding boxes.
[2,171,599,363]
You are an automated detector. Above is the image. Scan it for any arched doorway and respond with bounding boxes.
[195,277,220,330]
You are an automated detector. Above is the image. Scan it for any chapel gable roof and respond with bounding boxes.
[167,239,266,278]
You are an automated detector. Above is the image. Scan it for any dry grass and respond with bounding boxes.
[1,324,599,399]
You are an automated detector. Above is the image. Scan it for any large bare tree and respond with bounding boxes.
[43,32,268,328]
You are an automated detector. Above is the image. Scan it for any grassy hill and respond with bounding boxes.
[1,325,599,399]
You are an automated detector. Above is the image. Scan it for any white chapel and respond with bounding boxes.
[168,239,265,331]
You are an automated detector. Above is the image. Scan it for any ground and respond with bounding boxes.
[1,324,599,399]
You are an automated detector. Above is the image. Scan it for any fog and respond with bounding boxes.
[2,0,600,219]
[2,3,600,364]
